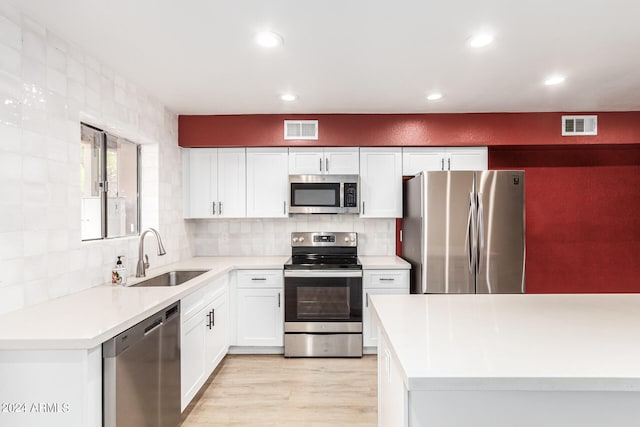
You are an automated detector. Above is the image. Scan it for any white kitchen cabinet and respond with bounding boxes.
[363,269,410,350]
[359,147,403,218]
[378,332,409,427]
[246,148,289,218]
[402,147,488,175]
[289,147,359,175]
[183,147,246,218]
[235,270,284,347]
[181,276,228,411]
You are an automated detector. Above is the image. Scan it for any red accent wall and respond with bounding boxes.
[179,112,640,147]
[490,145,640,293]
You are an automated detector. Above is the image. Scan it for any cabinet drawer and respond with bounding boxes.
[363,270,409,290]
[237,270,283,288]
[182,286,208,321]
[182,275,228,320]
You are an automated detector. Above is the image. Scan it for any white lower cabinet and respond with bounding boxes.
[235,270,284,347]
[378,331,408,427]
[363,269,410,350]
[181,276,228,411]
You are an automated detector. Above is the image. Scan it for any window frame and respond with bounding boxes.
[81,122,141,241]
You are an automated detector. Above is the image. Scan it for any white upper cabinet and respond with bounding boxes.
[289,147,359,175]
[359,147,402,218]
[246,148,289,218]
[183,148,246,218]
[446,147,488,171]
[402,147,488,175]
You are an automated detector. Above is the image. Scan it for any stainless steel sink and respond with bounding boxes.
[132,270,209,287]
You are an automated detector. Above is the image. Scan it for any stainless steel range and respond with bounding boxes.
[283,232,363,358]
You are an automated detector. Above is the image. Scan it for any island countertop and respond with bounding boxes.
[370,293,640,392]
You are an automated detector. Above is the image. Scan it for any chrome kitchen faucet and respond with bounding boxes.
[136,228,167,277]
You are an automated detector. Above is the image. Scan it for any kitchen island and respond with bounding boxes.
[370,294,640,427]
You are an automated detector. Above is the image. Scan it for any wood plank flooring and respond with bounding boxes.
[180,354,378,427]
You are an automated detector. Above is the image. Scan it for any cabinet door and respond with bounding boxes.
[402,147,445,175]
[236,288,283,346]
[445,147,488,171]
[324,147,360,175]
[246,148,289,218]
[217,148,246,217]
[360,148,402,218]
[288,148,324,174]
[184,148,217,218]
[205,291,228,375]
[363,288,409,348]
[181,309,207,411]
[378,333,408,427]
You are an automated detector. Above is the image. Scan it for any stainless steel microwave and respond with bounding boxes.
[288,175,360,214]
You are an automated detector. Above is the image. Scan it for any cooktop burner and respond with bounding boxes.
[284,232,361,270]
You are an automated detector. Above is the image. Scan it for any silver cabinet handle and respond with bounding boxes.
[211,309,215,327]
[319,158,322,172]
[278,292,281,308]
[441,158,444,170]
[379,278,395,281]
[283,201,287,215]
[212,202,216,215]
[448,157,451,170]
[219,201,223,215]
[365,292,369,308]
[206,311,212,329]
[251,277,267,281]
[362,201,365,215]
[325,158,329,173]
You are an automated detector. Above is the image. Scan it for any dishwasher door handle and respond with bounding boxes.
[144,317,164,336]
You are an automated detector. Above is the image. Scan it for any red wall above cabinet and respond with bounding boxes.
[179,112,640,147]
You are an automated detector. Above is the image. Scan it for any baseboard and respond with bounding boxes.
[228,346,284,355]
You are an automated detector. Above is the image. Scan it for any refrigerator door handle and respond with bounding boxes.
[466,192,476,274]
[476,192,485,273]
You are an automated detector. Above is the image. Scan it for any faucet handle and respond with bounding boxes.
[144,254,150,269]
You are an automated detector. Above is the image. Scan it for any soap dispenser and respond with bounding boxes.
[112,256,128,285]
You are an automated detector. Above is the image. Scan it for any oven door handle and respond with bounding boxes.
[284,270,363,278]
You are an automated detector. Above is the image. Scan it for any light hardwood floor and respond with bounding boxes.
[180,354,378,427]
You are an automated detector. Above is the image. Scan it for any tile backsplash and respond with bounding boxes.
[0,4,190,314]
[189,216,396,257]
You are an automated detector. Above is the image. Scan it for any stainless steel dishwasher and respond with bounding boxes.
[103,301,181,427]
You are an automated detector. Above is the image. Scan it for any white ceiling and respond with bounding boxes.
[11,0,640,115]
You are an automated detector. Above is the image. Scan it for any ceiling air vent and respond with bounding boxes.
[562,115,597,136]
[284,120,318,140]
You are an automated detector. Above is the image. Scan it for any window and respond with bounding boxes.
[80,123,140,241]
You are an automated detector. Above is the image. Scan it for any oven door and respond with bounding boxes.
[284,270,362,333]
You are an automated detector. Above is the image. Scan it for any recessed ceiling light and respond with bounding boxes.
[281,94,297,102]
[544,75,566,86]
[255,31,283,48]
[426,93,443,101]
[468,34,494,48]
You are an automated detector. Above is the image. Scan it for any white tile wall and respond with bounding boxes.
[188,216,396,257]
[0,5,191,314]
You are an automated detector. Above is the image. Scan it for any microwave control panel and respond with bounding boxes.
[344,183,358,207]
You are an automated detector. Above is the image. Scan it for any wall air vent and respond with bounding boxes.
[562,115,597,136]
[284,120,318,140]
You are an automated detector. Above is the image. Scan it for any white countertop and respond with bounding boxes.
[0,257,287,351]
[359,256,410,269]
[371,294,640,392]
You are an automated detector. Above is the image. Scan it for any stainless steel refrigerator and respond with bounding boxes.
[403,170,525,294]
